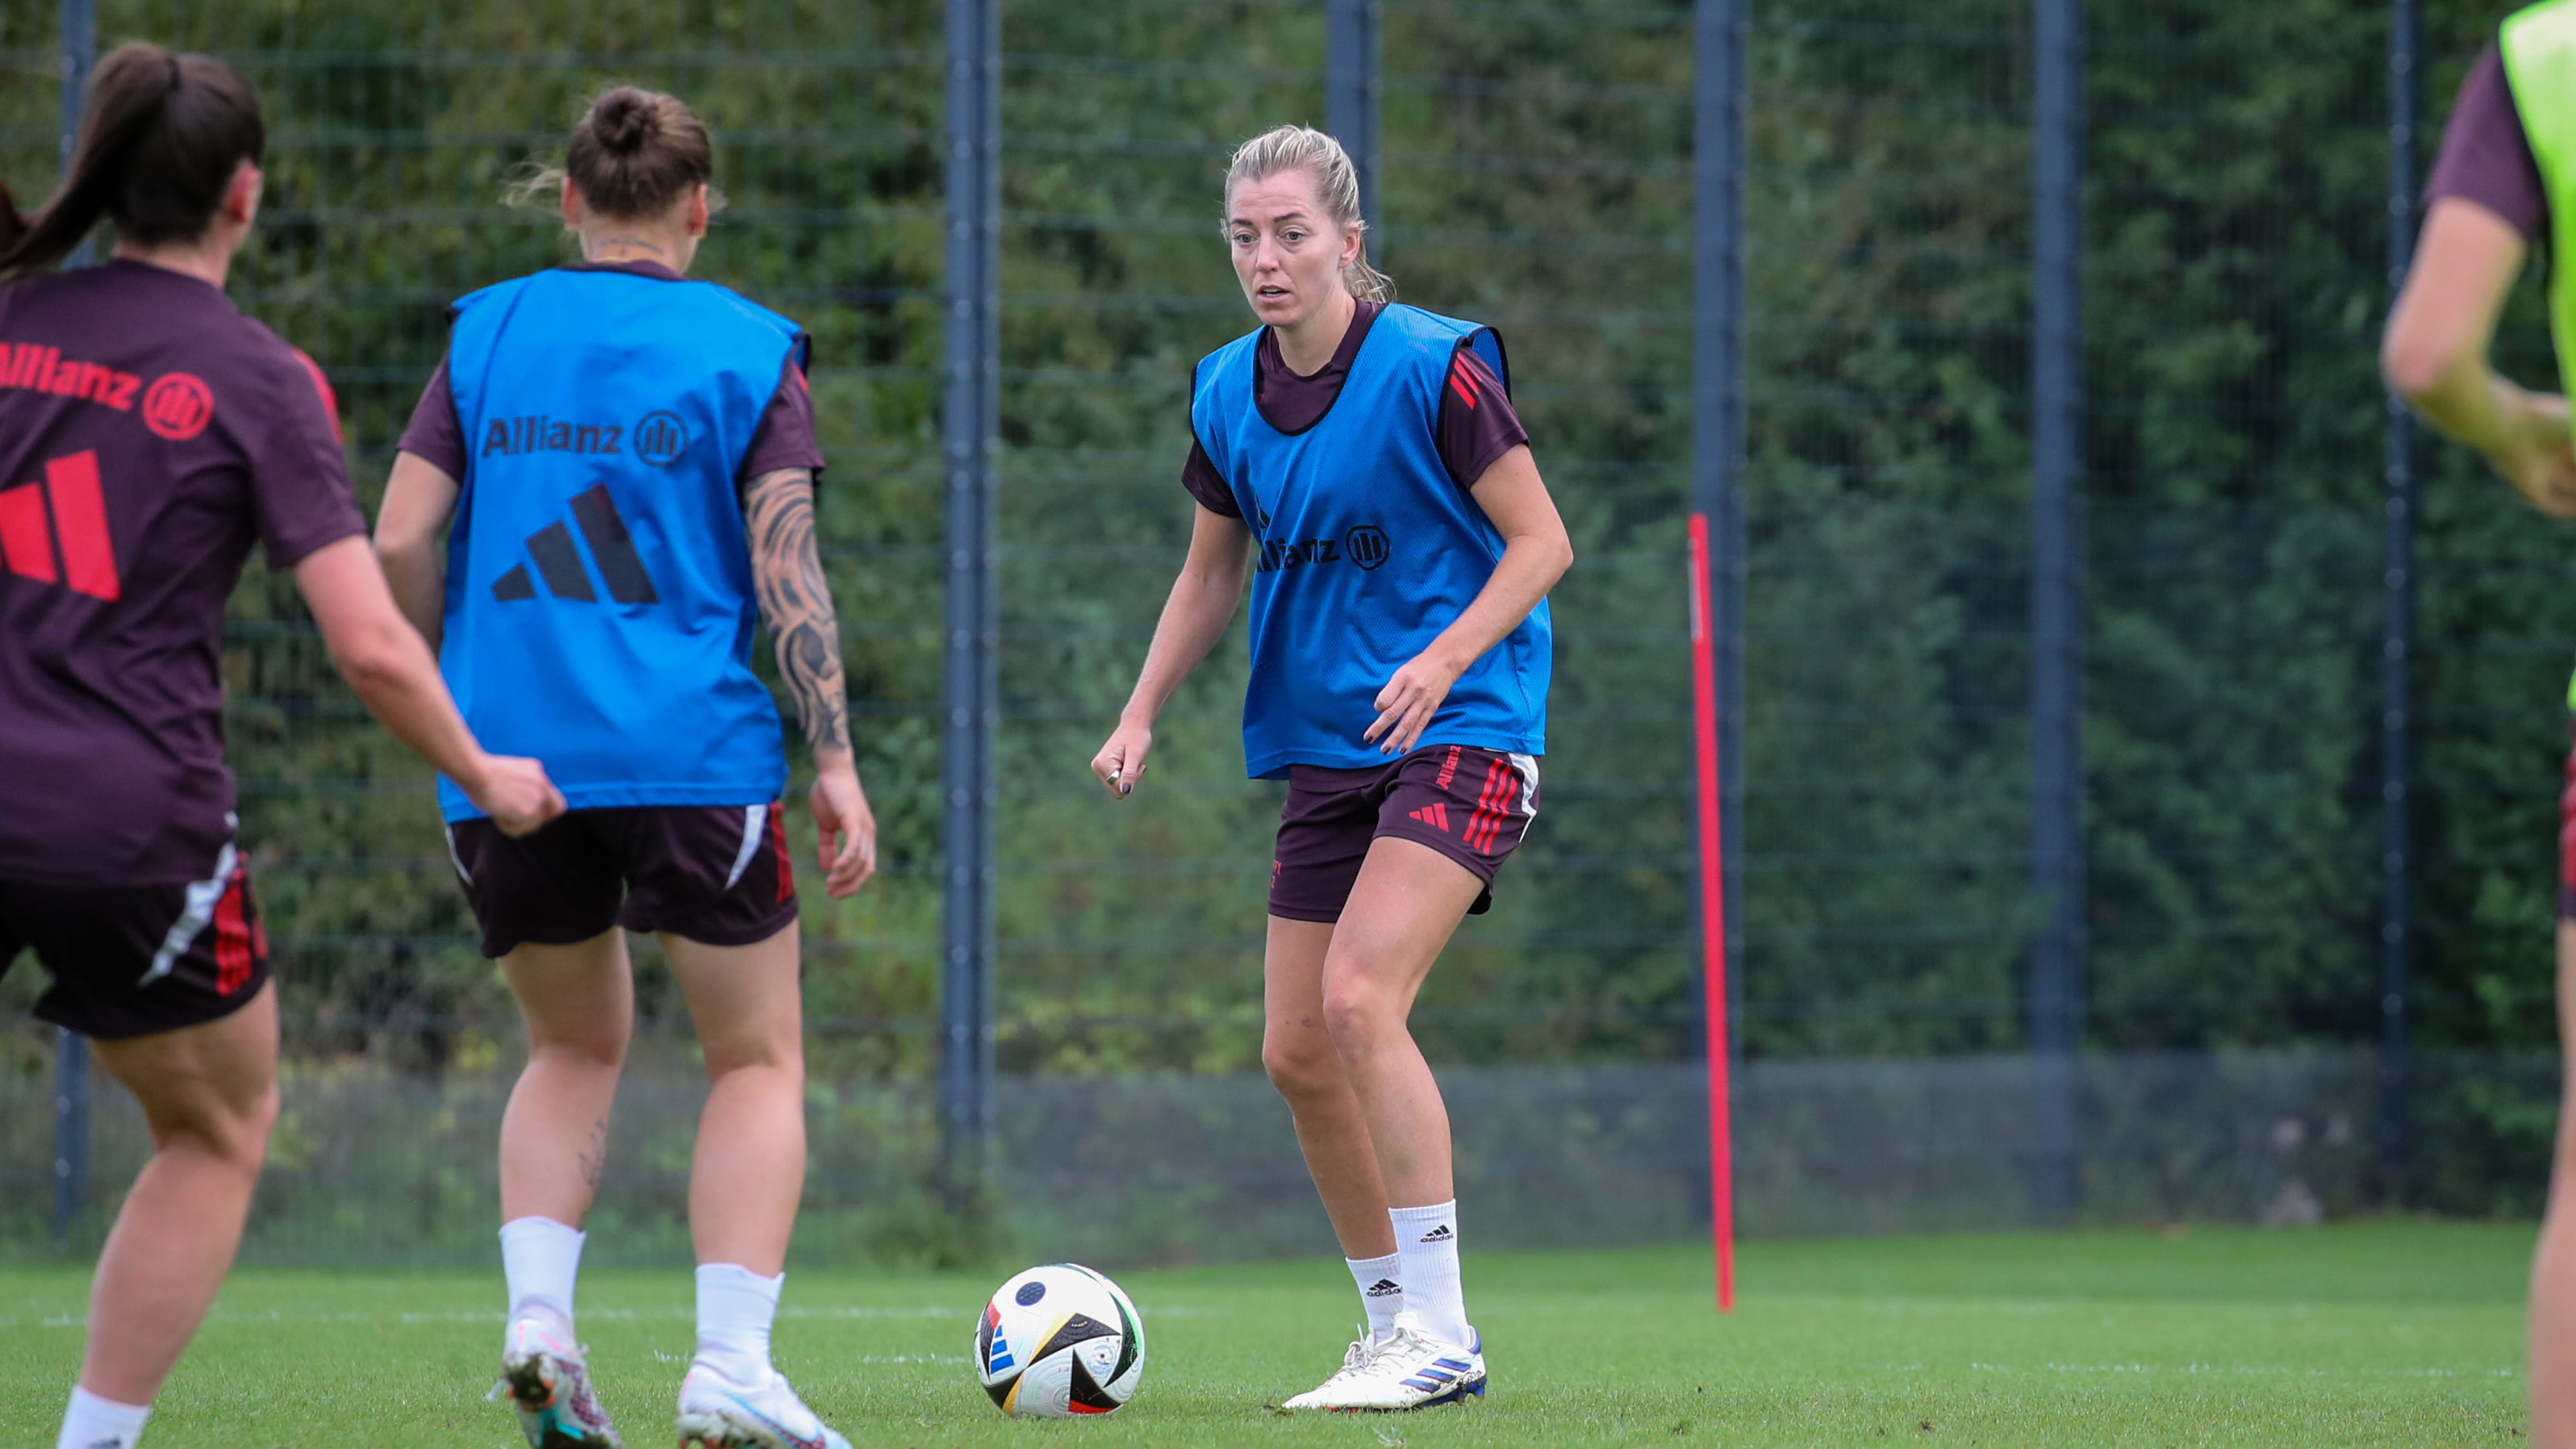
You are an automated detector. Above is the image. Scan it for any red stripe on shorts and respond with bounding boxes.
[1466,758,1508,854]
[770,801,793,904]
[212,867,255,996]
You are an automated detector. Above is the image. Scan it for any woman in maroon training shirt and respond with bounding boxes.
[0,44,559,1449]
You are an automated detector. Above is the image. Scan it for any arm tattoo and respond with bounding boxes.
[745,468,852,756]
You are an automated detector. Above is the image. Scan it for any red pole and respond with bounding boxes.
[1688,512,1736,1313]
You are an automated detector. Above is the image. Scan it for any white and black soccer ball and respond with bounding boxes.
[973,1263,1146,1418]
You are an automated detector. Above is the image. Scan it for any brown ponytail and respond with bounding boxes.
[0,42,264,279]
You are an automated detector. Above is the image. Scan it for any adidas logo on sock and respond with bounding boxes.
[1365,1278,1402,1297]
[1408,803,1451,832]
[1419,1224,1453,1243]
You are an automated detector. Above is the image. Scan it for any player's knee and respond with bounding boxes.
[703,1030,803,1084]
[1318,968,1397,1048]
[530,1017,630,1072]
[154,1079,278,1173]
[1261,1032,1340,1101]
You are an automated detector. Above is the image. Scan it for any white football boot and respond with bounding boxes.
[497,1316,622,1447]
[674,1360,852,1449]
[1280,1327,1381,1410]
[1325,1311,1485,1411]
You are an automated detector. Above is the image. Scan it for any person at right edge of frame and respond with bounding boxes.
[1090,125,1573,1413]
[2387,4,2576,1443]
[373,88,875,1449]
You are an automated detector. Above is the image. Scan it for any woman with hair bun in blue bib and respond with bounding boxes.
[1091,124,1573,1414]
[374,86,873,1449]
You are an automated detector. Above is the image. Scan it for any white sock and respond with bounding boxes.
[1346,1253,1404,1340]
[695,1263,784,1384]
[57,1385,150,1449]
[500,1216,584,1334]
[1389,1201,1468,1347]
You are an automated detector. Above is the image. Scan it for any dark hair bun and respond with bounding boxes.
[562,86,712,219]
[591,90,658,157]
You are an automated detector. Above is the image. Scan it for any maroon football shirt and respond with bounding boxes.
[0,260,365,886]
[2427,42,2549,244]
[1180,299,1532,517]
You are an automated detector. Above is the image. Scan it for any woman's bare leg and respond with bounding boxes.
[79,983,280,1405]
[1317,837,1481,1208]
[664,925,805,1276]
[2531,921,2576,1447]
[497,931,633,1226]
[1263,914,1399,1259]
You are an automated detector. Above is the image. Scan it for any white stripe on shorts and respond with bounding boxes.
[723,804,766,891]
[1506,752,1540,820]
[143,840,237,987]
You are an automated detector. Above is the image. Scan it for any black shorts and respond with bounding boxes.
[1271,745,1542,924]
[0,846,272,1039]
[446,804,798,958]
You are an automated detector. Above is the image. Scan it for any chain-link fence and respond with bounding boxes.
[0,0,2562,1264]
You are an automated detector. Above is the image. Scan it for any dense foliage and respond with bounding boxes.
[0,0,2561,1079]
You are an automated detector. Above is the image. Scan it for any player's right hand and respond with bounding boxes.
[1092,720,1153,799]
[468,754,566,837]
[811,762,878,899]
[2490,390,2576,519]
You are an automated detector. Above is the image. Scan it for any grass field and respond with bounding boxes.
[0,1222,2535,1446]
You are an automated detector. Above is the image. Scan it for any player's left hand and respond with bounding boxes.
[1367,652,1462,756]
[810,760,878,899]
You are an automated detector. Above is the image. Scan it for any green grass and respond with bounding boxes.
[0,1222,2536,1445]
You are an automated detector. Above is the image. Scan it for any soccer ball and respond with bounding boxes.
[973,1263,1146,1417]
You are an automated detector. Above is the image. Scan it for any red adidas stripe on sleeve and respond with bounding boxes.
[291,348,343,444]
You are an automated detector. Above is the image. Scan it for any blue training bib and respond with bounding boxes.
[434,267,805,821]
[1190,303,1551,778]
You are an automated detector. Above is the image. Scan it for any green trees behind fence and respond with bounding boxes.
[0,0,2566,1081]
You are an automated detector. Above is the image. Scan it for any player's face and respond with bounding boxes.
[1226,170,1360,329]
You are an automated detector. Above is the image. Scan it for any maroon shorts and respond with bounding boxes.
[447,804,797,958]
[0,846,271,1039]
[1271,745,1542,923]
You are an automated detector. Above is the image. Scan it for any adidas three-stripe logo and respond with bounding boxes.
[1365,1278,1402,1298]
[0,451,117,600]
[1408,802,1451,833]
[492,484,659,604]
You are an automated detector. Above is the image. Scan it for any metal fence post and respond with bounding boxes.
[1325,0,1382,245]
[1689,0,1748,1310]
[2379,0,2418,1205]
[1691,0,1748,1066]
[2027,0,2086,1228]
[939,0,1001,1197]
[51,0,95,1252]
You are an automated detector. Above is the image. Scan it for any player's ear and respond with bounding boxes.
[685,183,710,239]
[559,176,582,231]
[223,161,261,231]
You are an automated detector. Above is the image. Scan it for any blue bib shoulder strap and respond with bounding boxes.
[1377,303,1509,395]
[1189,329,1263,482]
[679,278,812,373]
[452,270,808,375]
